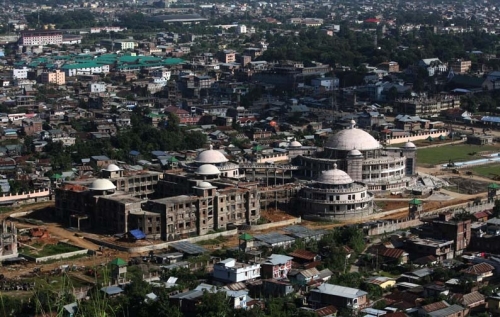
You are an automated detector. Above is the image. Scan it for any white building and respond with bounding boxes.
[418,58,448,76]
[213,258,261,283]
[236,24,247,34]
[61,63,110,77]
[89,82,107,93]
[12,67,29,79]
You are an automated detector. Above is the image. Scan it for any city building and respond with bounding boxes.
[393,96,461,116]
[449,59,472,74]
[295,121,417,191]
[260,254,293,279]
[100,39,136,51]
[41,69,66,85]
[20,30,63,46]
[213,258,261,283]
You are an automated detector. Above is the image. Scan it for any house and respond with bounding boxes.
[295,267,320,285]
[309,283,368,310]
[100,286,124,297]
[461,262,494,282]
[213,258,261,283]
[419,300,450,316]
[487,296,500,314]
[288,249,321,265]
[261,254,293,279]
[262,279,294,297]
[427,304,465,317]
[366,276,396,289]
[453,291,485,310]
[398,268,433,283]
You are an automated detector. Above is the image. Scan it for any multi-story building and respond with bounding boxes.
[20,30,63,46]
[404,237,454,262]
[449,59,472,74]
[100,39,136,51]
[21,118,43,136]
[377,61,400,73]
[213,258,261,283]
[61,63,110,77]
[297,164,374,220]
[261,254,293,279]
[41,69,66,85]
[393,96,461,116]
[414,213,471,255]
[217,50,236,63]
[12,67,30,80]
[295,120,417,192]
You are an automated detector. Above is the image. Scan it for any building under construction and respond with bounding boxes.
[0,221,18,261]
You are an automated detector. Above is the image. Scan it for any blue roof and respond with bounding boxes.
[151,150,167,157]
[481,116,500,123]
[101,286,123,295]
[128,229,146,240]
[129,150,140,156]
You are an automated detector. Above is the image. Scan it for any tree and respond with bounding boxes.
[196,290,231,317]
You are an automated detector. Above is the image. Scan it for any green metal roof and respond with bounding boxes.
[239,233,253,241]
[61,62,102,69]
[489,183,500,189]
[409,198,422,205]
[110,258,127,267]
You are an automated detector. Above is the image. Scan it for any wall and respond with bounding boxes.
[385,129,451,145]
[250,217,301,230]
[367,198,494,236]
[0,189,50,204]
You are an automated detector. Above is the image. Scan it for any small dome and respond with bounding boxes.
[198,181,214,189]
[289,140,302,147]
[347,149,362,156]
[317,164,353,185]
[195,145,228,164]
[104,163,121,172]
[89,179,116,191]
[195,164,221,176]
[403,141,416,149]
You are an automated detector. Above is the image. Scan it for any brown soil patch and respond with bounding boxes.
[260,209,297,223]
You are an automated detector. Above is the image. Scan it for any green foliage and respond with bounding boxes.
[26,10,96,29]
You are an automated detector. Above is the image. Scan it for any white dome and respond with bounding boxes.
[289,140,302,147]
[104,164,121,172]
[198,181,214,188]
[195,164,221,175]
[317,164,353,185]
[89,179,116,191]
[325,126,380,151]
[403,141,416,149]
[195,145,228,164]
[347,149,362,156]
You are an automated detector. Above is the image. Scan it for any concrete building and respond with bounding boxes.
[261,254,293,279]
[449,59,472,74]
[0,221,18,261]
[20,30,63,46]
[12,67,29,80]
[217,50,237,63]
[41,70,65,85]
[100,39,136,51]
[298,164,373,220]
[295,120,417,191]
[393,96,461,116]
[213,258,261,283]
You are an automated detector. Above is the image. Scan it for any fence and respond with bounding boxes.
[0,189,51,204]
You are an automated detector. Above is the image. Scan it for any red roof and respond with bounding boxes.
[462,262,494,275]
[365,18,381,23]
[289,249,318,261]
[165,106,189,115]
[381,248,405,259]
[315,305,338,316]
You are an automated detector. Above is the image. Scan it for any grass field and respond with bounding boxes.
[465,164,500,179]
[417,144,500,166]
[21,243,81,258]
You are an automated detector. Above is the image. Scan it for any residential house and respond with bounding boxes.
[213,258,261,283]
[262,279,295,297]
[366,276,396,289]
[309,283,368,310]
[461,262,494,282]
[260,254,293,279]
[453,291,485,310]
[294,267,320,286]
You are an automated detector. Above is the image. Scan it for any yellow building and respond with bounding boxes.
[41,69,66,85]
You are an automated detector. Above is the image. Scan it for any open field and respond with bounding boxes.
[417,144,500,166]
[464,163,500,180]
[20,243,82,258]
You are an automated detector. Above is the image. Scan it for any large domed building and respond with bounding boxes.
[296,120,417,191]
[298,164,373,220]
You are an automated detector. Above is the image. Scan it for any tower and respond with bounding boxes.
[488,183,500,203]
[110,258,127,285]
[409,198,423,219]
[346,149,363,182]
